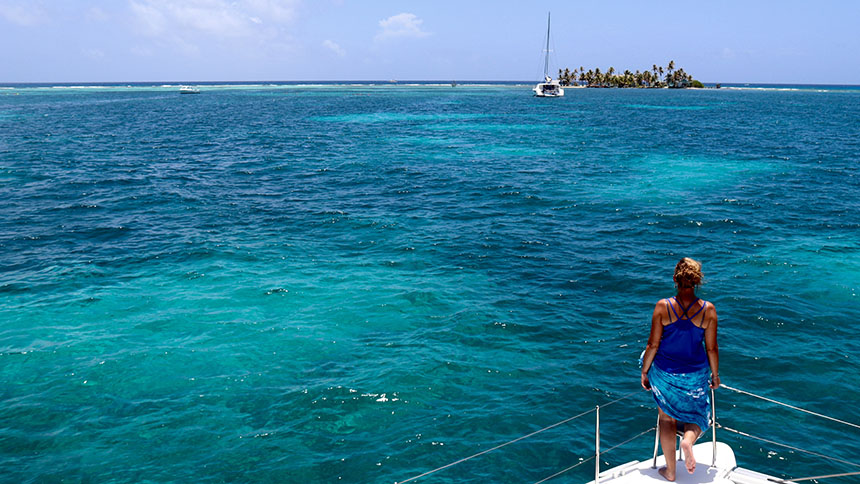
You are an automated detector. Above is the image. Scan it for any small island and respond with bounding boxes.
[557,60,705,88]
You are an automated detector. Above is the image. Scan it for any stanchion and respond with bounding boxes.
[595,405,600,484]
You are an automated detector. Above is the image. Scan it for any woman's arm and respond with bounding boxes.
[704,303,720,388]
[641,301,665,390]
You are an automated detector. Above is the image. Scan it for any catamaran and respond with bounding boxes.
[533,12,564,97]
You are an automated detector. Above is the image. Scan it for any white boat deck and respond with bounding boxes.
[585,442,794,484]
[396,384,858,484]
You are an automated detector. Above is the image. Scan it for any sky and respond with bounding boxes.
[1,0,859,84]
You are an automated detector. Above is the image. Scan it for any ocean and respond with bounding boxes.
[1,83,858,483]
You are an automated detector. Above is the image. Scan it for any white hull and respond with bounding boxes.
[534,82,564,97]
[586,442,794,484]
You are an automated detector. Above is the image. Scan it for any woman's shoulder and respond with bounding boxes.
[701,300,718,328]
[653,298,674,315]
[695,299,716,316]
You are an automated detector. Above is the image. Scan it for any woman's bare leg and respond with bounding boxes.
[680,423,702,474]
[657,409,677,481]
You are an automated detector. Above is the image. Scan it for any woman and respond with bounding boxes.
[640,258,720,481]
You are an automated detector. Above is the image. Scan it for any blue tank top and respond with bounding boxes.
[654,297,709,374]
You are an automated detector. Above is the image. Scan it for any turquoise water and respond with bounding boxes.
[1,84,859,483]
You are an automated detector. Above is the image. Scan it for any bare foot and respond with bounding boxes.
[658,467,675,481]
[681,441,696,474]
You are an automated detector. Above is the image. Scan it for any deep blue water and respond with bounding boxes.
[1,84,859,483]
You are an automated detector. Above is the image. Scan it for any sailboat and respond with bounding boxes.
[533,12,564,97]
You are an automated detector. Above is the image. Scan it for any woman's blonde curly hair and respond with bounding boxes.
[674,257,704,289]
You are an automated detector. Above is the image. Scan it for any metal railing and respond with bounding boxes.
[396,383,860,483]
[395,390,644,484]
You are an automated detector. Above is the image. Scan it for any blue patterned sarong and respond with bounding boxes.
[648,364,711,431]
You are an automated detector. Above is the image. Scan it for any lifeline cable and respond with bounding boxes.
[534,426,656,484]
[395,407,597,484]
[721,384,860,430]
[396,390,641,484]
[767,470,860,482]
[719,425,860,469]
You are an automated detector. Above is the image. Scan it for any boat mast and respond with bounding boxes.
[543,12,551,79]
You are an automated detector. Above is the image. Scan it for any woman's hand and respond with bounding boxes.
[710,374,721,389]
[641,371,651,391]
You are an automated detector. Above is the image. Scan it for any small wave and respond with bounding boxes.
[626,104,711,110]
[723,87,803,92]
[52,85,114,89]
[722,86,841,93]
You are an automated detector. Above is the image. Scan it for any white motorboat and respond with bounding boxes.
[179,85,200,94]
[534,13,564,97]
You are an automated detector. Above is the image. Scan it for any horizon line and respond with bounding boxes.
[3,80,860,87]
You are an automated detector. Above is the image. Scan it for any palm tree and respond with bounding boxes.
[557,62,697,89]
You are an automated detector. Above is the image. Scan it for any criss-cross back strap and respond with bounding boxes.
[687,300,706,320]
[669,297,705,320]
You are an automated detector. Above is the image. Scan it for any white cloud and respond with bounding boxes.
[87,7,109,22]
[129,1,167,35]
[129,0,298,37]
[322,39,345,57]
[130,0,249,37]
[0,2,45,26]
[127,0,299,55]
[82,48,106,60]
[244,0,295,23]
[131,45,154,57]
[375,13,430,42]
